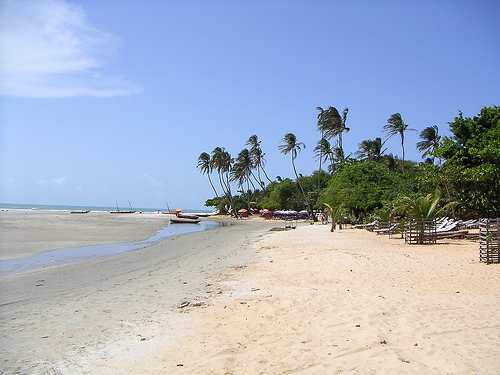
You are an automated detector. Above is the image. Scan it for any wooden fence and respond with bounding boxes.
[479,218,500,264]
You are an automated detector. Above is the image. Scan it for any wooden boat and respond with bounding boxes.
[110,201,136,214]
[177,213,200,220]
[71,210,90,214]
[170,218,201,224]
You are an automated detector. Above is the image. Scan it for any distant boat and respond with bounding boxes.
[170,218,201,224]
[71,210,90,214]
[110,201,136,214]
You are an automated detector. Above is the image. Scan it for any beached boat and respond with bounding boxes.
[110,202,136,214]
[71,210,90,214]
[177,213,200,220]
[170,218,201,224]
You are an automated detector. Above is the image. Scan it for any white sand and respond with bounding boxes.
[1,214,499,374]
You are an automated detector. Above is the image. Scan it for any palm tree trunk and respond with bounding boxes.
[248,170,260,191]
[292,155,316,221]
[401,132,405,173]
[262,167,273,184]
[255,165,266,190]
[318,131,323,189]
[217,171,233,217]
[207,174,219,198]
[338,133,344,163]
[224,171,237,219]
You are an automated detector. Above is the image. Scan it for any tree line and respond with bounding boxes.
[197,105,499,220]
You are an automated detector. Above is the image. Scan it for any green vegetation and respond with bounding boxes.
[198,105,499,219]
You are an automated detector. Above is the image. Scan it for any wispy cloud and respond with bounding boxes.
[0,0,142,98]
[37,176,66,187]
[143,173,163,187]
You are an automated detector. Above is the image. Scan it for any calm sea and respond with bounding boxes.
[0,203,212,214]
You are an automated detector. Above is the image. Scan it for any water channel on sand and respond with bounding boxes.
[0,221,226,276]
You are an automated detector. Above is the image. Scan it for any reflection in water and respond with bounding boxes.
[0,221,226,276]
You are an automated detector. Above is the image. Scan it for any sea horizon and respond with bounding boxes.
[0,202,212,214]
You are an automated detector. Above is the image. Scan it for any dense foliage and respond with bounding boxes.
[319,161,414,215]
[424,106,500,217]
[198,105,499,219]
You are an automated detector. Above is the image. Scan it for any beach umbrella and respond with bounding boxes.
[238,209,248,213]
[175,208,182,212]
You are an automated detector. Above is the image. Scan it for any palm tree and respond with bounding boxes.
[416,125,441,164]
[231,148,257,191]
[316,106,349,164]
[394,190,458,219]
[356,137,386,162]
[246,134,272,186]
[323,203,344,232]
[210,147,237,217]
[314,138,335,175]
[315,108,328,187]
[379,153,397,172]
[197,152,218,197]
[278,133,316,220]
[383,113,416,173]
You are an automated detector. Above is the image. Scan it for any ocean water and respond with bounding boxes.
[0,203,212,214]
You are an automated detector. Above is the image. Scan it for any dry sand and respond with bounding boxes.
[1,212,499,374]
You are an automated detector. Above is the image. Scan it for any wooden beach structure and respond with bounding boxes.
[404,218,437,244]
[479,218,500,264]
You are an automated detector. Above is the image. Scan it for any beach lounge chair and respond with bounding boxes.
[373,223,399,235]
[354,220,377,228]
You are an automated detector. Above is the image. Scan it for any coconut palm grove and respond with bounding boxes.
[197,105,499,221]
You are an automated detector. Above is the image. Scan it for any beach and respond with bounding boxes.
[1,212,499,374]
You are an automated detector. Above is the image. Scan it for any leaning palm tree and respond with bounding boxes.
[383,113,416,173]
[314,138,335,180]
[210,147,237,217]
[197,152,219,198]
[246,135,271,187]
[317,106,349,164]
[278,133,316,220]
[416,125,441,164]
[232,148,257,191]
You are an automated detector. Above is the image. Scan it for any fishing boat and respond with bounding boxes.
[110,201,136,214]
[71,210,90,214]
[163,202,179,215]
[177,213,200,220]
[170,218,201,224]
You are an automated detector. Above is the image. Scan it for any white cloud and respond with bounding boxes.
[0,0,142,98]
[143,173,163,187]
[37,176,66,187]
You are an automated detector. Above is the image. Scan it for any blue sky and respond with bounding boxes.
[1,0,499,210]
